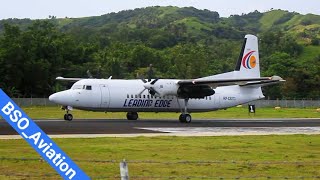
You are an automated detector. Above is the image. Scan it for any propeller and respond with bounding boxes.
[138,78,159,96]
[137,64,160,96]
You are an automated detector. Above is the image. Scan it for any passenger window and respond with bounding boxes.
[86,85,92,90]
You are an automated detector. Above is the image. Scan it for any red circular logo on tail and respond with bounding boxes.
[242,51,256,69]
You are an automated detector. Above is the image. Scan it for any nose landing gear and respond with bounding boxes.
[62,106,73,121]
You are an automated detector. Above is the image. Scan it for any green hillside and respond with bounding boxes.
[0,6,319,98]
[259,9,289,30]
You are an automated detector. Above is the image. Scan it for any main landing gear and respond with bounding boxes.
[62,106,73,121]
[127,112,138,120]
[179,99,192,123]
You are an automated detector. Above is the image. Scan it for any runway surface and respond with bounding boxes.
[1,118,320,138]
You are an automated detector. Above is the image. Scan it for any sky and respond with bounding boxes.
[0,0,320,20]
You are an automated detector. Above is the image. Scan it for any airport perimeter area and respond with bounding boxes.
[0,106,320,179]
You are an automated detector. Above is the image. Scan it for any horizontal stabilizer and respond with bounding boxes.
[240,76,285,88]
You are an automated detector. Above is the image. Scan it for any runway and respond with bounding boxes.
[1,118,320,138]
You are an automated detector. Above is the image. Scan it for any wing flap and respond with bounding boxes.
[177,76,284,88]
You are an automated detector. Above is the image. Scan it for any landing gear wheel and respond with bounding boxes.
[185,114,192,123]
[127,112,138,120]
[64,114,73,121]
[179,114,192,123]
[179,114,186,123]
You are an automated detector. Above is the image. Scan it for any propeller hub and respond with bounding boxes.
[143,83,152,89]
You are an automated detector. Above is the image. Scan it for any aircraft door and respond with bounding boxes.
[100,84,110,108]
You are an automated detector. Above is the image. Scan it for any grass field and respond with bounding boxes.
[0,135,320,179]
[21,106,320,120]
[1,107,319,179]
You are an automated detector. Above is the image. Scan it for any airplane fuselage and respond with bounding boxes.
[50,79,264,113]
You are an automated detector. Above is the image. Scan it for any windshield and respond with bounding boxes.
[71,85,83,90]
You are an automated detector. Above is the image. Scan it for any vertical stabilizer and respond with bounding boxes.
[235,35,260,78]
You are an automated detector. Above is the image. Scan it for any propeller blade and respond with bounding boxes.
[140,78,147,83]
[87,70,93,78]
[150,87,159,96]
[147,64,153,82]
[150,78,159,85]
[138,88,146,96]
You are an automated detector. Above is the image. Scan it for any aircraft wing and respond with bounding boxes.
[55,77,85,82]
[177,76,284,88]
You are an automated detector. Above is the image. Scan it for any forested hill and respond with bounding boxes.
[0,6,319,98]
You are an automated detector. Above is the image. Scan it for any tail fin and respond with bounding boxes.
[235,34,260,78]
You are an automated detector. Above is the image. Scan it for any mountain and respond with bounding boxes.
[0,6,319,98]
[1,7,320,43]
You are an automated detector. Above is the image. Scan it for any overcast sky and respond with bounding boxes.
[1,0,320,20]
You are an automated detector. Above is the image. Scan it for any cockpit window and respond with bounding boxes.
[86,85,92,90]
[72,85,82,90]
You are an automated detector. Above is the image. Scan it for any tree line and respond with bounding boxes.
[0,19,318,99]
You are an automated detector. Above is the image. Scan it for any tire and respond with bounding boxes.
[179,114,192,123]
[66,114,73,121]
[127,112,138,120]
[179,114,186,123]
[185,114,192,123]
[131,112,138,120]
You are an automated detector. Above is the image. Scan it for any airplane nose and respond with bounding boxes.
[49,91,71,105]
[49,94,56,102]
[49,93,61,104]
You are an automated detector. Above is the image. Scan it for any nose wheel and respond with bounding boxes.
[64,113,73,121]
[62,106,73,121]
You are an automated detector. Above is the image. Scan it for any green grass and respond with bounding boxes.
[173,17,212,34]
[0,135,320,179]
[21,106,320,120]
[259,10,288,30]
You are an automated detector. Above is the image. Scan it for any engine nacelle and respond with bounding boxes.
[152,79,180,97]
[177,85,215,99]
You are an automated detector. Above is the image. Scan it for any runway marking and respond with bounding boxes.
[137,127,320,135]
[209,120,284,123]
[1,127,320,139]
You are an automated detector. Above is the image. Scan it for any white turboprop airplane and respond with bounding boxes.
[49,34,284,123]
